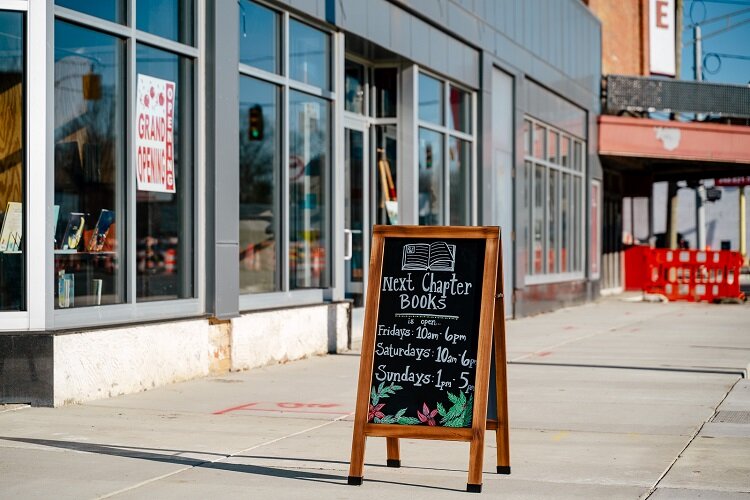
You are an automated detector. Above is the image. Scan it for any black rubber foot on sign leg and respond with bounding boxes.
[466,484,482,493]
[348,476,363,486]
[497,466,511,475]
[387,459,401,468]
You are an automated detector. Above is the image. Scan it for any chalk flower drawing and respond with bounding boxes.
[417,403,439,426]
[369,382,421,425]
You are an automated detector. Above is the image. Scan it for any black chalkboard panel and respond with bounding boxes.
[368,237,486,428]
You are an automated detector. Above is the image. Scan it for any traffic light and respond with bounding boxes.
[425,144,433,169]
[248,104,264,141]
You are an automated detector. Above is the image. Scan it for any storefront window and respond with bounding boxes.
[239,76,280,293]
[449,137,471,225]
[54,21,125,309]
[345,59,365,114]
[375,125,398,225]
[417,72,474,227]
[136,0,194,45]
[0,11,24,311]
[135,44,194,301]
[56,0,124,24]
[418,73,443,125]
[239,0,279,74]
[449,86,471,133]
[289,91,330,289]
[373,68,397,118]
[289,20,330,90]
[526,117,585,278]
[418,128,443,225]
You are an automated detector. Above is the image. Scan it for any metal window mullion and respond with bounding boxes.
[443,132,449,225]
[134,29,198,57]
[54,5,131,37]
[542,163,548,275]
[0,0,27,11]
[239,62,286,85]
[126,34,136,304]
[556,168,562,273]
[281,10,290,292]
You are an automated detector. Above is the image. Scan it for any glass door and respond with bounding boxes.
[344,120,368,307]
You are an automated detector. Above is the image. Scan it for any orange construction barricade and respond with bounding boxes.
[644,249,746,302]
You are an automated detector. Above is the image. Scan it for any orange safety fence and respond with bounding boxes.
[643,248,745,302]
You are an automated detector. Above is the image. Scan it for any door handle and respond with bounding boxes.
[344,229,352,261]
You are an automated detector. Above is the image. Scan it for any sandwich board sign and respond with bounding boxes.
[348,225,510,493]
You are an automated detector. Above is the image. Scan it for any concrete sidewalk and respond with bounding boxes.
[2,296,749,499]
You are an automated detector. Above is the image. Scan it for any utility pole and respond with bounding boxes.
[693,25,707,250]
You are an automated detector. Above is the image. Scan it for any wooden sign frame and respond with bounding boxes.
[347,225,510,493]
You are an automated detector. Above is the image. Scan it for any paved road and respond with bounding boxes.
[1,296,749,498]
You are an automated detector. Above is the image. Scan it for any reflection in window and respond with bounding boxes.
[345,59,365,114]
[548,130,558,164]
[523,161,532,275]
[533,165,544,274]
[373,68,397,118]
[375,125,398,225]
[449,138,470,226]
[135,44,194,301]
[0,12,24,311]
[561,173,570,272]
[240,76,279,293]
[289,91,330,289]
[54,21,124,308]
[56,0,124,24]
[449,86,471,133]
[289,20,330,90]
[418,73,443,125]
[137,0,194,45]
[239,0,279,74]
[533,123,545,159]
[548,170,558,273]
[418,128,443,225]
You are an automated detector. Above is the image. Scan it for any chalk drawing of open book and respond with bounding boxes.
[402,241,456,272]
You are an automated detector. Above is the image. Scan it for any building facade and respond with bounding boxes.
[0,0,601,406]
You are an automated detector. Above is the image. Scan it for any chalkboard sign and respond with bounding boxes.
[369,237,485,428]
[348,226,510,493]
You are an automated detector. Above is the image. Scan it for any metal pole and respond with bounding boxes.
[741,186,747,264]
[696,184,706,250]
[694,26,702,81]
[667,181,679,249]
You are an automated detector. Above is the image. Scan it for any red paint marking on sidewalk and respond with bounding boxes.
[213,402,345,416]
[563,326,576,330]
[536,351,552,357]
[213,402,259,415]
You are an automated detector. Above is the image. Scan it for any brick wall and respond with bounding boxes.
[586,0,647,76]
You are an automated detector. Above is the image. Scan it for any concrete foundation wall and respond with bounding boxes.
[53,320,211,406]
[231,302,349,371]
[48,302,350,406]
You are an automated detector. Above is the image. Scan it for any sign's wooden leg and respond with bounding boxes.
[496,427,510,474]
[348,433,366,485]
[466,435,485,493]
[386,437,400,467]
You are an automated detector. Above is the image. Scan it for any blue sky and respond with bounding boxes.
[680,0,750,84]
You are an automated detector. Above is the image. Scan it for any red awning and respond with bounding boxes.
[599,115,750,164]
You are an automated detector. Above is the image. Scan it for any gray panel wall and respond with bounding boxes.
[389,0,601,111]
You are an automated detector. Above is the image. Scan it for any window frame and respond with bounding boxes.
[416,68,477,227]
[524,116,586,286]
[0,1,31,330]
[238,1,337,311]
[49,0,202,330]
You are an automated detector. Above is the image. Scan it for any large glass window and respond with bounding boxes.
[53,0,196,312]
[135,44,194,301]
[240,77,280,293]
[345,59,365,114]
[418,73,443,125]
[136,0,194,45]
[239,0,279,74]
[418,128,443,226]
[239,4,332,296]
[417,72,475,226]
[373,68,397,118]
[289,19,330,90]
[54,21,125,309]
[525,117,585,278]
[0,11,24,311]
[289,91,330,289]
